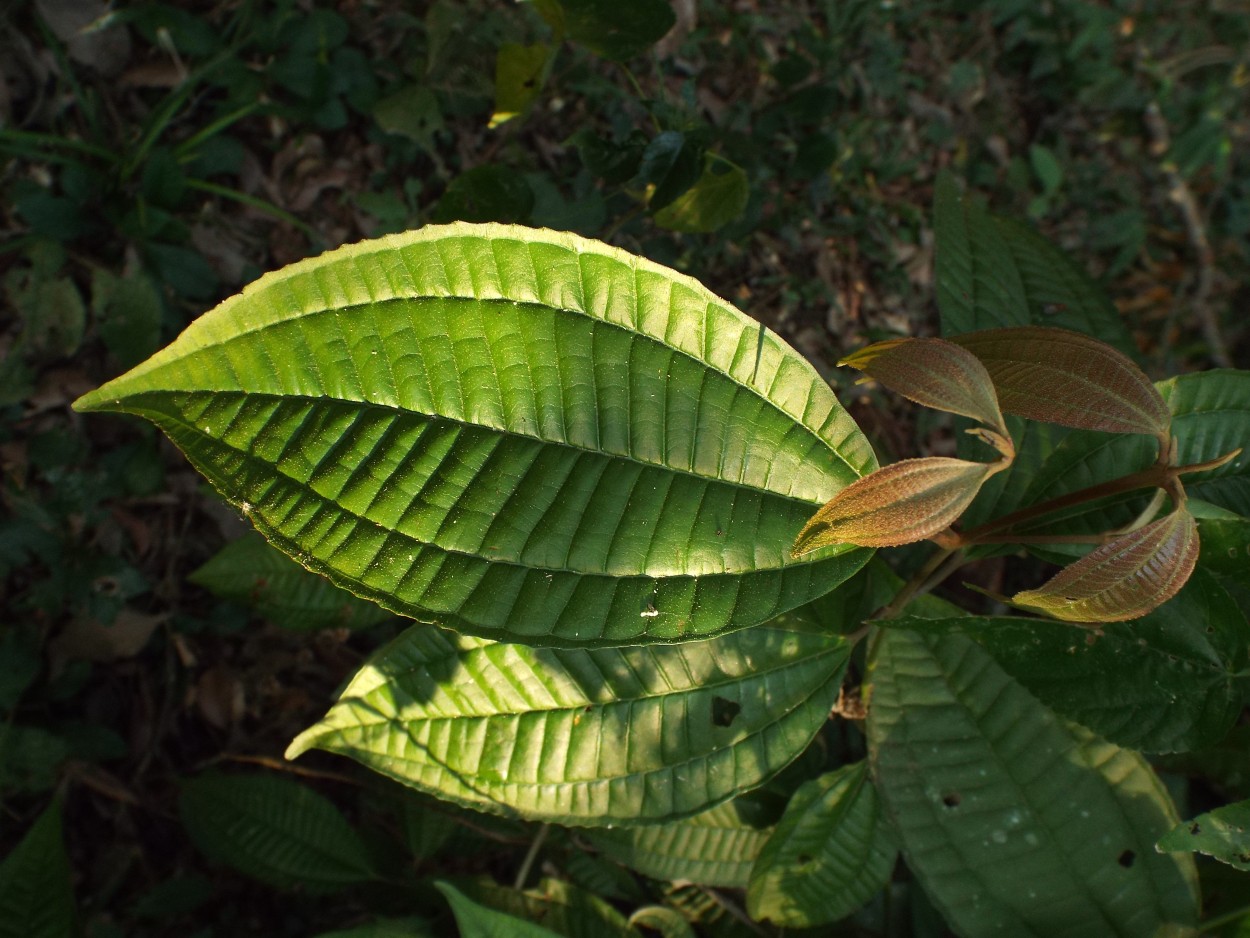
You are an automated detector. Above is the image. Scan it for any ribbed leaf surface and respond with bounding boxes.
[747,761,897,926]
[587,798,774,887]
[868,629,1198,937]
[288,620,849,825]
[178,775,378,890]
[75,224,873,646]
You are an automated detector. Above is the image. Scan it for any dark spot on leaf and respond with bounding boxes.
[1084,633,1097,645]
[796,853,814,866]
[1118,849,1136,868]
[942,792,961,808]
[712,696,741,727]
[94,576,121,596]
[1189,822,1202,835]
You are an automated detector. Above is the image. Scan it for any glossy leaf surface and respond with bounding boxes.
[75,224,874,646]
[868,628,1199,937]
[1011,509,1199,623]
[889,569,1250,753]
[951,326,1170,437]
[587,797,775,888]
[794,457,995,553]
[746,761,897,927]
[179,775,378,890]
[1158,801,1250,872]
[288,620,850,825]
[841,337,1006,435]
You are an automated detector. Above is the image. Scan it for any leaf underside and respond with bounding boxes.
[288,619,851,826]
[75,225,875,646]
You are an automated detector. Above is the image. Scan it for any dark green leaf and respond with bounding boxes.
[576,130,647,185]
[92,269,164,369]
[179,775,379,890]
[1198,517,1250,577]
[868,629,1199,936]
[652,155,749,234]
[289,620,850,825]
[558,0,676,61]
[312,919,435,938]
[450,877,639,937]
[373,85,444,149]
[433,166,535,224]
[435,882,563,938]
[0,803,74,938]
[1158,801,1250,871]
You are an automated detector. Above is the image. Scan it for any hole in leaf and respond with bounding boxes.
[1189,822,1202,835]
[711,696,741,728]
[941,792,961,808]
[1118,849,1136,868]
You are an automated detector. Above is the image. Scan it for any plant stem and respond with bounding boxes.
[514,823,550,890]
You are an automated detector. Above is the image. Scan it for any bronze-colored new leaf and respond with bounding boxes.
[1011,507,1199,623]
[841,338,1008,439]
[792,457,997,554]
[950,326,1171,437]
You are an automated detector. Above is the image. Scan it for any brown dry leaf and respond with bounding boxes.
[950,326,1171,437]
[195,665,245,731]
[1011,508,1199,623]
[792,457,997,554]
[841,336,1009,442]
[50,609,166,670]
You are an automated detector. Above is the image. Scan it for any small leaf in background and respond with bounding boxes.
[1012,508,1199,623]
[840,336,1008,440]
[747,761,897,927]
[951,326,1171,438]
[793,457,997,553]
[576,129,647,185]
[435,882,563,938]
[0,802,74,938]
[91,268,164,369]
[652,154,749,234]
[1158,801,1250,871]
[432,165,535,223]
[490,42,550,129]
[373,84,444,150]
[1029,144,1064,197]
[557,0,676,61]
[637,131,704,212]
[179,774,379,890]
[189,533,393,631]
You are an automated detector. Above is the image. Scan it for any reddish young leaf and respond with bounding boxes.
[841,338,1007,437]
[950,326,1171,437]
[792,457,998,554]
[1011,508,1199,623]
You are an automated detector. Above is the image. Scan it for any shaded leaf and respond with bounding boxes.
[794,457,996,553]
[451,877,639,938]
[587,797,774,887]
[1156,726,1250,801]
[288,620,850,825]
[841,337,1006,437]
[890,568,1250,753]
[747,761,897,926]
[433,166,534,224]
[75,224,874,646]
[189,533,393,631]
[1197,516,1250,578]
[490,43,549,129]
[652,155,749,234]
[179,775,378,890]
[0,803,74,938]
[1011,508,1199,623]
[435,882,562,938]
[627,907,694,938]
[868,628,1199,937]
[313,919,435,938]
[951,326,1170,437]
[1158,801,1250,872]
[557,0,676,61]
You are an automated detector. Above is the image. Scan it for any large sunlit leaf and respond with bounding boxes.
[889,568,1250,753]
[952,326,1170,437]
[0,803,73,938]
[74,224,874,647]
[1011,508,1199,623]
[867,628,1199,937]
[746,761,897,927]
[793,457,997,553]
[178,775,379,890]
[287,619,851,825]
[1158,801,1250,872]
[587,796,776,887]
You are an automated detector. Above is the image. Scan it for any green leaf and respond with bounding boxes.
[557,0,676,61]
[433,166,535,224]
[1199,517,1250,576]
[0,803,74,938]
[627,907,694,938]
[652,155,749,234]
[867,628,1199,937]
[933,172,1030,335]
[289,619,849,825]
[450,877,639,937]
[746,761,897,926]
[178,774,379,890]
[313,919,436,938]
[436,882,563,938]
[75,224,874,646]
[587,797,775,887]
[891,568,1250,753]
[1158,801,1250,872]
[1156,725,1250,800]
[373,84,443,149]
[189,533,394,631]
[92,269,164,369]
[490,43,550,128]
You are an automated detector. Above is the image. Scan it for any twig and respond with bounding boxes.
[514,823,550,890]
